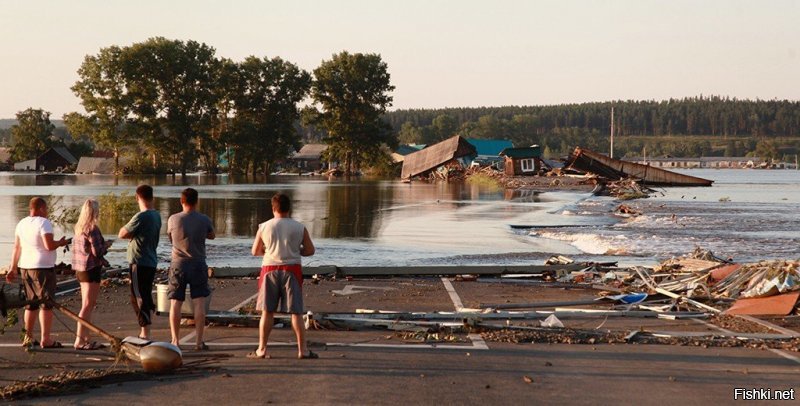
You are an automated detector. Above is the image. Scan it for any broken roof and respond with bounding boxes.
[76,157,118,174]
[292,144,328,160]
[401,135,477,179]
[38,147,77,165]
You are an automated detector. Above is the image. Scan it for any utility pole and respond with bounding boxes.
[610,106,615,159]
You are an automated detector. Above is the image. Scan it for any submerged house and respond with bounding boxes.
[290,144,328,171]
[500,145,542,176]
[401,135,477,179]
[14,147,77,172]
[567,147,713,186]
[39,147,78,172]
[76,157,119,174]
[465,139,513,166]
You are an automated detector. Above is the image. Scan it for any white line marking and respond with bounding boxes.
[468,333,489,350]
[56,287,80,296]
[441,277,489,351]
[441,277,464,311]
[768,348,800,365]
[331,285,396,296]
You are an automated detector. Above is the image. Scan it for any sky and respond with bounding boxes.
[0,0,798,118]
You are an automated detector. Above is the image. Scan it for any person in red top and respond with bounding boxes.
[71,199,112,350]
[248,193,317,359]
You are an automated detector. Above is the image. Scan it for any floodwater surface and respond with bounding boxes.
[0,169,797,268]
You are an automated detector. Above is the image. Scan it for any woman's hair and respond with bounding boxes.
[74,199,100,235]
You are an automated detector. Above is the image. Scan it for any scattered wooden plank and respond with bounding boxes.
[654,288,721,313]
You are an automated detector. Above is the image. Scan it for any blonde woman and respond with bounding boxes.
[71,199,112,350]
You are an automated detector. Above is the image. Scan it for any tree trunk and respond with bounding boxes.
[113,148,120,175]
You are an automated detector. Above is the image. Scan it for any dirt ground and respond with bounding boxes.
[1,276,798,404]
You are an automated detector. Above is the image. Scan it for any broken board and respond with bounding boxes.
[723,291,800,316]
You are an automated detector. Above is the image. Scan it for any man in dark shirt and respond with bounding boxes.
[167,188,215,350]
[118,185,161,340]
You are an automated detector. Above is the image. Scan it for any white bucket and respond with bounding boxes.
[155,284,211,315]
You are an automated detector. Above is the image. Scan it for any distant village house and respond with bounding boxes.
[500,146,542,176]
[13,147,77,172]
[289,144,328,171]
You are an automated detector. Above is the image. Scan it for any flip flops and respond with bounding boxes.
[74,341,102,351]
[21,338,39,348]
[41,341,63,349]
[195,342,210,351]
[298,351,318,359]
[246,349,271,359]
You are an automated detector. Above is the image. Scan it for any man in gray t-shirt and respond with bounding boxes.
[167,188,215,350]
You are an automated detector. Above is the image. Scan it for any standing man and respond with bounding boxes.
[249,193,317,359]
[167,188,215,350]
[5,197,69,348]
[119,185,161,340]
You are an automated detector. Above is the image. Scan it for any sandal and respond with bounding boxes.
[22,339,39,348]
[246,349,270,359]
[298,351,319,359]
[41,341,63,349]
[75,341,102,351]
[195,342,209,351]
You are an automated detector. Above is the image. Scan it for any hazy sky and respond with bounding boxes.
[0,0,798,118]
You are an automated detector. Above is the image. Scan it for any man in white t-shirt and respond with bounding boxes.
[5,197,70,348]
[248,193,316,359]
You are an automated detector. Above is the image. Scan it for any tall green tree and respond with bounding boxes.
[310,52,396,174]
[123,38,222,175]
[229,56,311,176]
[71,45,134,173]
[10,108,55,162]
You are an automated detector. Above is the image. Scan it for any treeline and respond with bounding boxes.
[386,97,800,159]
[6,38,394,175]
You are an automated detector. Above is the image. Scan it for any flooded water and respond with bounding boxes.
[0,169,798,268]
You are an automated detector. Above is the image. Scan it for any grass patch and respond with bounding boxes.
[467,173,502,190]
[98,191,139,222]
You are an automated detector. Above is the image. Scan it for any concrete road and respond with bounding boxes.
[1,276,798,404]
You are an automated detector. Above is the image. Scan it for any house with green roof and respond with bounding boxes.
[500,145,542,176]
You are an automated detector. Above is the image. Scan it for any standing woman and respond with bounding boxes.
[71,199,112,350]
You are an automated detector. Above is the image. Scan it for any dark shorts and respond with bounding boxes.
[76,266,102,283]
[168,260,211,301]
[256,265,304,314]
[20,268,56,310]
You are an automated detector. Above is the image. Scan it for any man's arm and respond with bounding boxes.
[251,226,264,256]
[119,214,138,240]
[300,228,315,257]
[207,218,216,240]
[5,236,21,282]
[43,233,67,251]
[118,227,132,240]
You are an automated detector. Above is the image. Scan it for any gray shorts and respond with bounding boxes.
[168,260,211,301]
[256,269,304,314]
